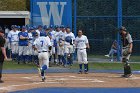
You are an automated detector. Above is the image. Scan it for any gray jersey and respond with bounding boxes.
[121,33,133,47]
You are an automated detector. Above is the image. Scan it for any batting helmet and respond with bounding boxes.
[65,36,72,43]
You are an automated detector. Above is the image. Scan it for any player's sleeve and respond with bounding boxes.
[72,33,75,40]
[127,34,133,43]
[33,39,37,46]
[46,36,52,46]
[7,32,12,42]
[85,36,89,44]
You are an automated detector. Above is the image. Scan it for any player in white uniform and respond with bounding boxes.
[57,25,66,66]
[33,32,52,82]
[36,25,43,37]
[75,30,90,74]
[49,25,56,63]
[27,27,34,62]
[7,25,19,61]
[54,26,62,64]
[64,27,75,66]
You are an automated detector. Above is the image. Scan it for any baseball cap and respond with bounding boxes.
[22,26,26,29]
[60,25,65,28]
[44,25,49,30]
[120,26,127,31]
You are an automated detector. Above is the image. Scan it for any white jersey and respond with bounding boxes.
[50,30,56,40]
[75,35,89,49]
[7,30,19,42]
[33,36,51,52]
[55,31,62,42]
[65,32,75,45]
[36,29,41,37]
[28,32,33,44]
[59,31,66,40]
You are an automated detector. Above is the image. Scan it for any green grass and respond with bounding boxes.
[71,62,140,70]
[3,61,140,71]
[3,61,36,70]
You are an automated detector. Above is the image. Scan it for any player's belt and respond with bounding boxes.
[38,51,47,53]
[78,48,86,50]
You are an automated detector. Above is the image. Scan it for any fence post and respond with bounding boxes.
[74,0,77,36]
[117,0,122,61]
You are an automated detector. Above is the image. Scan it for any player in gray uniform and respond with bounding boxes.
[120,26,133,78]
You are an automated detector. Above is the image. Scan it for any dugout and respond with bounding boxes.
[0,11,30,28]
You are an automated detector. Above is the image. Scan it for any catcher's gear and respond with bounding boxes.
[120,26,127,31]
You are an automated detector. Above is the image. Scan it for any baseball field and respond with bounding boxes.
[1,55,140,93]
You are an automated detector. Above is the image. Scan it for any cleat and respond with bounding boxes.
[0,80,4,83]
[125,74,133,78]
[84,71,88,74]
[78,71,82,74]
[42,77,46,82]
[121,74,126,77]
[105,55,109,57]
[121,74,133,78]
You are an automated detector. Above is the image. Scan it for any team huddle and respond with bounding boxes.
[5,25,90,81]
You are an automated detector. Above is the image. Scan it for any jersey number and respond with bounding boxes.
[40,40,44,47]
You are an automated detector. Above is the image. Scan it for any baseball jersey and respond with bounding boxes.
[65,32,75,45]
[18,32,29,46]
[7,30,19,42]
[75,35,89,49]
[28,32,33,44]
[121,33,133,47]
[36,29,42,37]
[33,36,51,52]
[55,31,62,42]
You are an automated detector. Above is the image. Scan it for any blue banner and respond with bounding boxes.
[30,0,72,27]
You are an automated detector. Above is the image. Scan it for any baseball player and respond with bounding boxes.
[49,25,56,64]
[64,27,75,66]
[7,25,19,61]
[75,30,89,74]
[33,32,52,82]
[18,26,29,64]
[58,25,66,66]
[54,25,62,64]
[26,27,34,62]
[120,26,133,78]
[36,25,43,37]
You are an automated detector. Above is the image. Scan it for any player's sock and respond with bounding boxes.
[49,55,52,62]
[11,54,15,60]
[58,55,61,63]
[79,64,82,71]
[62,56,66,65]
[41,65,47,77]
[84,64,88,72]
[53,54,56,63]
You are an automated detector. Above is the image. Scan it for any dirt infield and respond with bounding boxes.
[1,73,140,93]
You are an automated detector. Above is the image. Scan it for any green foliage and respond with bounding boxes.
[0,0,28,11]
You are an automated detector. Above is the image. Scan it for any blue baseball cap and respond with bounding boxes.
[55,25,59,29]
[22,26,26,29]
[38,25,43,28]
[50,25,53,28]
[44,25,49,30]
[60,25,65,28]
[17,26,20,29]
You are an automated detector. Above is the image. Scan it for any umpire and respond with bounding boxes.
[120,26,133,78]
[0,29,7,83]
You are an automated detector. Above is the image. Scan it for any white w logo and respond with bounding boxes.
[37,2,67,26]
